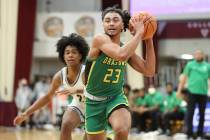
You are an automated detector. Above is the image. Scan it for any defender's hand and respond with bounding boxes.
[56,87,76,96]
[13,113,28,125]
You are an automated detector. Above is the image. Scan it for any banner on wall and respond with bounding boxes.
[158,20,210,38]
[33,12,129,58]
[35,12,103,44]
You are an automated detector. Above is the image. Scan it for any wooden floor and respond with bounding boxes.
[0,126,146,140]
[0,127,82,140]
[0,126,190,140]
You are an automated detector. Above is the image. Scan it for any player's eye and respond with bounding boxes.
[104,18,110,23]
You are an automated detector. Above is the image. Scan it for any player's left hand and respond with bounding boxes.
[55,87,76,95]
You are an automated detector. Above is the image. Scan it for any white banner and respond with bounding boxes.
[35,12,103,43]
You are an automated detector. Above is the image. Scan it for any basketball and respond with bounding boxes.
[129,11,157,40]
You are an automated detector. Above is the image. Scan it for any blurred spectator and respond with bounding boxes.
[144,85,164,131]
[131,85,164,132]
[33,75,51,99]
[31,76,52,127]
[131,88,148,132]
[177,50,210,139]
[32,107,51,129]
[15,78,33,127]
[161,83,186,135]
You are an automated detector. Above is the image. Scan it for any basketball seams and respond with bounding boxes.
[143,19,150,39]
[130,12,157,40]
[145,18,156,40]
[141,16,152,39]
[149,20,154,34]
[150,19,157,36]
[143,16,152,24]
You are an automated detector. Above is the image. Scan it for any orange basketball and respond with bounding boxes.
[129,11,157,40]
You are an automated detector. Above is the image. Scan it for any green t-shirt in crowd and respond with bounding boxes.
[183,60,210,95]
[145,91,164,111]
[163,92,186,113]
[134,96,146,106]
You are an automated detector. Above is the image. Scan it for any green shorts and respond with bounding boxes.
[85,93,128,134]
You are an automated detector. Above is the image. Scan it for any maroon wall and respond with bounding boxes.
[0,0,37,126]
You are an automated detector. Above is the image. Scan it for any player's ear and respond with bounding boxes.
[121,24,124,32]
[79,54,82,62]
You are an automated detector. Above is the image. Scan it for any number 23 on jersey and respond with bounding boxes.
[103,68,121,83]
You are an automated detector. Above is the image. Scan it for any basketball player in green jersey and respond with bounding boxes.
[14,33,89,140]
[84,6,156,140]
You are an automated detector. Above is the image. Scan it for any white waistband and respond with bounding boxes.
[84,89,108,101]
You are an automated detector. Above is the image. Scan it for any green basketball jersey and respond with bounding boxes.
[86,53,127,97]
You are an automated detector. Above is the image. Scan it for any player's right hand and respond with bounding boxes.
[13,113,28,125]
[129,15,145,36]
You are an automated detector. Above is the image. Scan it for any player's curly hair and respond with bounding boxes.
[102,5,131,32]
[56,33,89,64]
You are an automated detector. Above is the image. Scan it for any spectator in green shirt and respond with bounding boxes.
[177,50,210,139]
[143,85,164,131]
[130,88,147,132]
[162,83,186,135]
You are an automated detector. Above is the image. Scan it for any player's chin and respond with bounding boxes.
[107,32,118,37]
[67,62,80,67]
[66,61,77,67]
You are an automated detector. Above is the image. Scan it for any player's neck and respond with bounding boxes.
[66,64,81,84]
[110,34,121,44]
[67,64,81,74]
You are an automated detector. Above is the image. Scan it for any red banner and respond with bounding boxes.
[158,20,210,38]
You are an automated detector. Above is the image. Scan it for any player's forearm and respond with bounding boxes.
[70,86,84,94]
[24,94,52,116]
[119,32,142,60]
[144,39,156,76]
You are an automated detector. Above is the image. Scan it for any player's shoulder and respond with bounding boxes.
[53,67,66,81]
[94,33,108,39]
[60,67,67,73]
[93,33,110,43]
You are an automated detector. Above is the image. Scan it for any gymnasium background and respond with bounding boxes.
[0,0,210,134]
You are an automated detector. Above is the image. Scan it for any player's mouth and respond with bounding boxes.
[67,59,75,63]
[108,28,116,32]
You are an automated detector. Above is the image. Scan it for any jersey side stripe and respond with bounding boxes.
[87,61,96,85]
